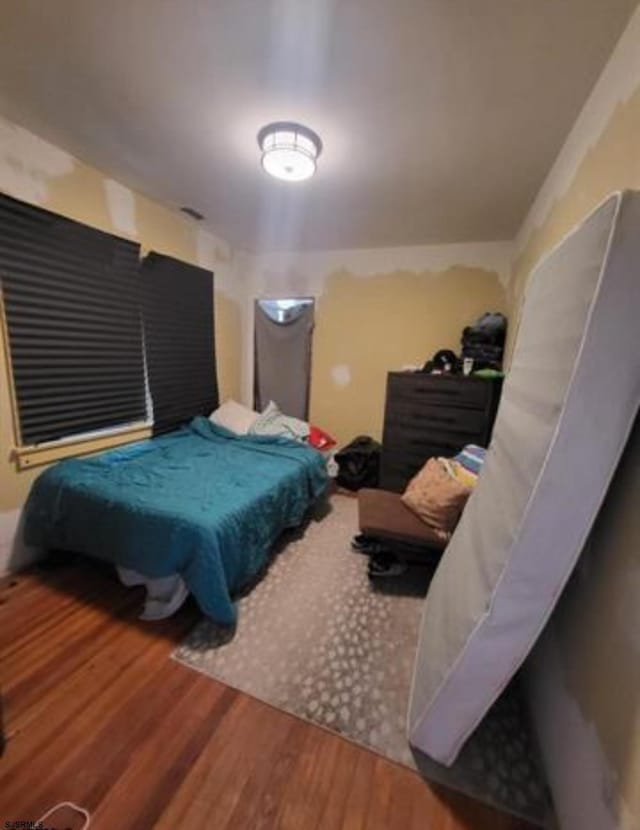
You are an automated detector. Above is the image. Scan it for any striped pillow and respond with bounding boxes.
[447,444,487,488]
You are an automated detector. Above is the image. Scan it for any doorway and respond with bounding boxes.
[254,298,314,419]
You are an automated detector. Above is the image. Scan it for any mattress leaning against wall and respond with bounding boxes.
[408,190,640,765]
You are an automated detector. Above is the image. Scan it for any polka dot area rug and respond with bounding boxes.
[173,494,551,827]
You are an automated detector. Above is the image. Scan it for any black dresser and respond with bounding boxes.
[380,372,502,492]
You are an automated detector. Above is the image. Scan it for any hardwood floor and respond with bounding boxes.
[0,560,536,830]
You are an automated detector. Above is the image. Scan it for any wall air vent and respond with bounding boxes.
[180,206,205,221]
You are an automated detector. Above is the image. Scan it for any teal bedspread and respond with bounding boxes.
[23,417,328,623]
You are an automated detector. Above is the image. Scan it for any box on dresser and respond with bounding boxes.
[380,372,502,492]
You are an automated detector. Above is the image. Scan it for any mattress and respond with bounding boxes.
[23,417,328,624]
[408,191,640,765]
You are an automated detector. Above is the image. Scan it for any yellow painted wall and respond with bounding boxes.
[0,119,242,514]
[309,266,507,447]
[506,82,640,360]
[511,70,640,830]
[214,293,242,407]
[554,429,640,827]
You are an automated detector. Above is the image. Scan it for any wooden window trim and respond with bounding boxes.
[12,423,152,470]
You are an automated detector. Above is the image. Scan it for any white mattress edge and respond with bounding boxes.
[408,190,640,764]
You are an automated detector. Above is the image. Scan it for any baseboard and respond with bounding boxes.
[0,508,43,575]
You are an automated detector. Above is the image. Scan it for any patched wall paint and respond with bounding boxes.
[331,365,351,388]
[507,81,640,360]
[528,426,640,830]
[103,178,137,237]
[514,6,640,258]
[506,4,640,360]
[527,626,625,830]
[242,244,511,447]
[509,6,640,829]
[245,241,513,291]
[0,115,244,572]
[0,119,75,204]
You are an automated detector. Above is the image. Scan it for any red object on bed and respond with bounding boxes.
[309,425,337,450]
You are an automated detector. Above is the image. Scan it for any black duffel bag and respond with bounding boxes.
[335,435,382,491]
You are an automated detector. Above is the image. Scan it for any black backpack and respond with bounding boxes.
[335,436,382,491]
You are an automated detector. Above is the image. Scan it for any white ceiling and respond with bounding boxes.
[0,0,636,252]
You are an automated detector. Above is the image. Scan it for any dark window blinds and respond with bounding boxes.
[0,194,147,445]
[141,252,218,435]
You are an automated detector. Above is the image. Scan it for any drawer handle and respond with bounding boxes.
[412,387,461,396]
[407,438,459,450]
[408,413,457,425]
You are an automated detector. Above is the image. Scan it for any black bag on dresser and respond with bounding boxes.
[461,312,507,370]
[335,436,382,491]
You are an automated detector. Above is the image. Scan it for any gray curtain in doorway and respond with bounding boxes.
[254,300,314,419]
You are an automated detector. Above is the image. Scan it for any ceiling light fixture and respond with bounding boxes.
[257,121,322,182]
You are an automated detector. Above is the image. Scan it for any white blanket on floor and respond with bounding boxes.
[117,567,189,620]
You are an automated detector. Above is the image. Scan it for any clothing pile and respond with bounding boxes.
[461,312,507,370]
[335,435,382,491]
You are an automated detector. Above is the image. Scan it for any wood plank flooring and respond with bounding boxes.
[0,560,536,829]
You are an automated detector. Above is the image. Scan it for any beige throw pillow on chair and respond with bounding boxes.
[401,457,472,539]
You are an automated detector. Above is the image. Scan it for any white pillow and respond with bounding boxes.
[249,400,310,441]
[209,400,259,435]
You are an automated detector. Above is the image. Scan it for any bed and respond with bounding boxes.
[23,416,328,624]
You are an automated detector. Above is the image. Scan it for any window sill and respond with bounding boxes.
[14,423,153,470]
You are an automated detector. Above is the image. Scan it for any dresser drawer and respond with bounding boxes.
[380,373,502,492]
[383,426,487,454]
[379,458,423,492]
[380,449,448,492]
[383,435,472,466]
[379,467,415,493]
[384,401,488,440]
[386,373,491,411]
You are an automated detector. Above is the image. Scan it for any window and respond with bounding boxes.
[141,252,218,435]
[0,194,148,446]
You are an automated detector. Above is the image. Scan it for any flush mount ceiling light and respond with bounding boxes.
[257,121,322,182]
